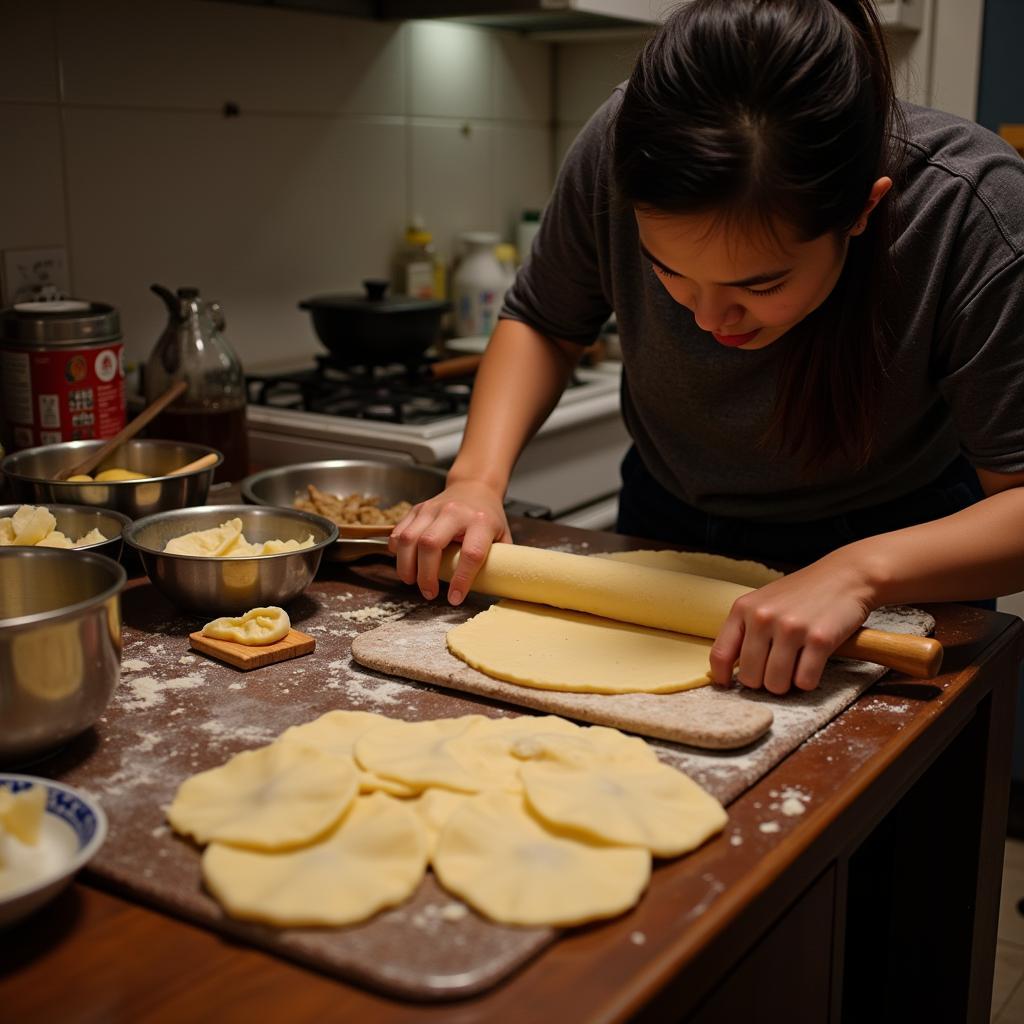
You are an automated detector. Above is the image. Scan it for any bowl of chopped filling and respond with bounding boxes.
[241,460,446,559]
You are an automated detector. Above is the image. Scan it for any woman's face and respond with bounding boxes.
[634,208,848,350]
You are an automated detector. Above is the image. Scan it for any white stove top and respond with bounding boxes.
[246,365,623,466]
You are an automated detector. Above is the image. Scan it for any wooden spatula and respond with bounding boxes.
[56,380,188,480]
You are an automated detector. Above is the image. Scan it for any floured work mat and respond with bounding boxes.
[351,602,934,752]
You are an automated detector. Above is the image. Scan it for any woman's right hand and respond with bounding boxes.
[388,479,512,606]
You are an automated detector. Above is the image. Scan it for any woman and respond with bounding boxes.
[390,0,1024,695]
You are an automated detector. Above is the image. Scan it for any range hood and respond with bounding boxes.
[377,1,662,32]
[219,1,663,32]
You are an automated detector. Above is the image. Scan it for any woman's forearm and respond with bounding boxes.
[836,486,1024,606]
[447,318,582,494]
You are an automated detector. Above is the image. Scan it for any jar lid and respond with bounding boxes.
[0,300,121,345]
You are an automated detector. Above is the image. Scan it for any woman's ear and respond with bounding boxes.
[848,176,893,236]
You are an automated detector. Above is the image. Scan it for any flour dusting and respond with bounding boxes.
[116,673,206,711]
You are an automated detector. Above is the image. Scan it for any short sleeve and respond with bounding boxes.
[936,252,1024,472]
[499,93,620,345]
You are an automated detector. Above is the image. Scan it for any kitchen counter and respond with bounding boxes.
[4,518,1021,1023]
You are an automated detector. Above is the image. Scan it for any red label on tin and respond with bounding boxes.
[1,342,125,449]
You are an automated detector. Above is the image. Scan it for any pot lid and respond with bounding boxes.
[299,279,449,315]
[0,300,121,344]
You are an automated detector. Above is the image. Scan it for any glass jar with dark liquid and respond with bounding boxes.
[145,285,249,483]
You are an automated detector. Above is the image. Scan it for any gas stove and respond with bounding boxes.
[245,358,630,528]
[247,355,478,425]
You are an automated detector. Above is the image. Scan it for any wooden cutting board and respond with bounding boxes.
[351,601,935,751]
[46,579,935,1003]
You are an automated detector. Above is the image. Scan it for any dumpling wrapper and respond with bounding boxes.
[353,715,488,794]
[201,793,428,927]
[445,550,783,695]
[279,710,419,797]
[521,760,727,858]
[167,742,357,850]
[432,791,651,927]
[202,606,291,646]
[411,788,469,856]
[447,600,717,694]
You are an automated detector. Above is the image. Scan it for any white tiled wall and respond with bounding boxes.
[0,0,554,369]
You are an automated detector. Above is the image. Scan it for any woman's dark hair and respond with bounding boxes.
[613,0,906,470]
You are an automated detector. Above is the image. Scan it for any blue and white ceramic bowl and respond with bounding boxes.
[0,774,107,928]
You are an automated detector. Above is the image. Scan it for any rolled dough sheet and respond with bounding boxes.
[445,550,783,696]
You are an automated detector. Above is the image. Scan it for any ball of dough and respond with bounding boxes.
[94,468,147,481]
[432,791,651,927]
[201,793,428,927]
[167,742,357,850]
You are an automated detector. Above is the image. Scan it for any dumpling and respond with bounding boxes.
[202,606,291,646]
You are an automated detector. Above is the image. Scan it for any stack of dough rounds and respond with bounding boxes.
[164,517,314,558]
[445,548,783,694]
[0,505,106,549]
[202,606,291,646]
[167,709,727,929]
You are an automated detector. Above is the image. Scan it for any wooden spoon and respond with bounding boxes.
[56,380,188,481]
[166,452,219,477]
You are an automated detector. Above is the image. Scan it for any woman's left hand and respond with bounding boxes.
[708,554,879,694]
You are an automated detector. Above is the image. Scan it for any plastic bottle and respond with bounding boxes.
[516,210,542,266]
[452,232,506,338]
[495,243,518,294]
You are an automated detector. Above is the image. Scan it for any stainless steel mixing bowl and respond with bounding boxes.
[125,504,338,615]
[1,439,222,519]
[0,548,125,764]
[0,504,132,562]
[241,459,445,560]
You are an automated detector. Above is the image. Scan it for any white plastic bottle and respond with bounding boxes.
[516,210,542,266]
[452,232,506,338]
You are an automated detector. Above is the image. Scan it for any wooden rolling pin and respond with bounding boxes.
[437,544,943,679]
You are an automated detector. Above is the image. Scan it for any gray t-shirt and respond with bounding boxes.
[501,91,1024,523]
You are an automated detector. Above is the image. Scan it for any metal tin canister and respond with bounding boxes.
[0,300,125,451]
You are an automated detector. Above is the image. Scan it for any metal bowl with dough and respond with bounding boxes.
[241,459,445,560]
[125,504,338,615]
[0,547,125,764]
[0,503,132,563]
[1,439,222,519]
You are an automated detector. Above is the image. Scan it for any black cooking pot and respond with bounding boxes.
[299,280,450,368]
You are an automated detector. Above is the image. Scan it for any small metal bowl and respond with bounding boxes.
[1,439,222,519]
[125,504,339,615]
[0,503,131,562]
[242,459,445,559]
[0,548,125,764]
